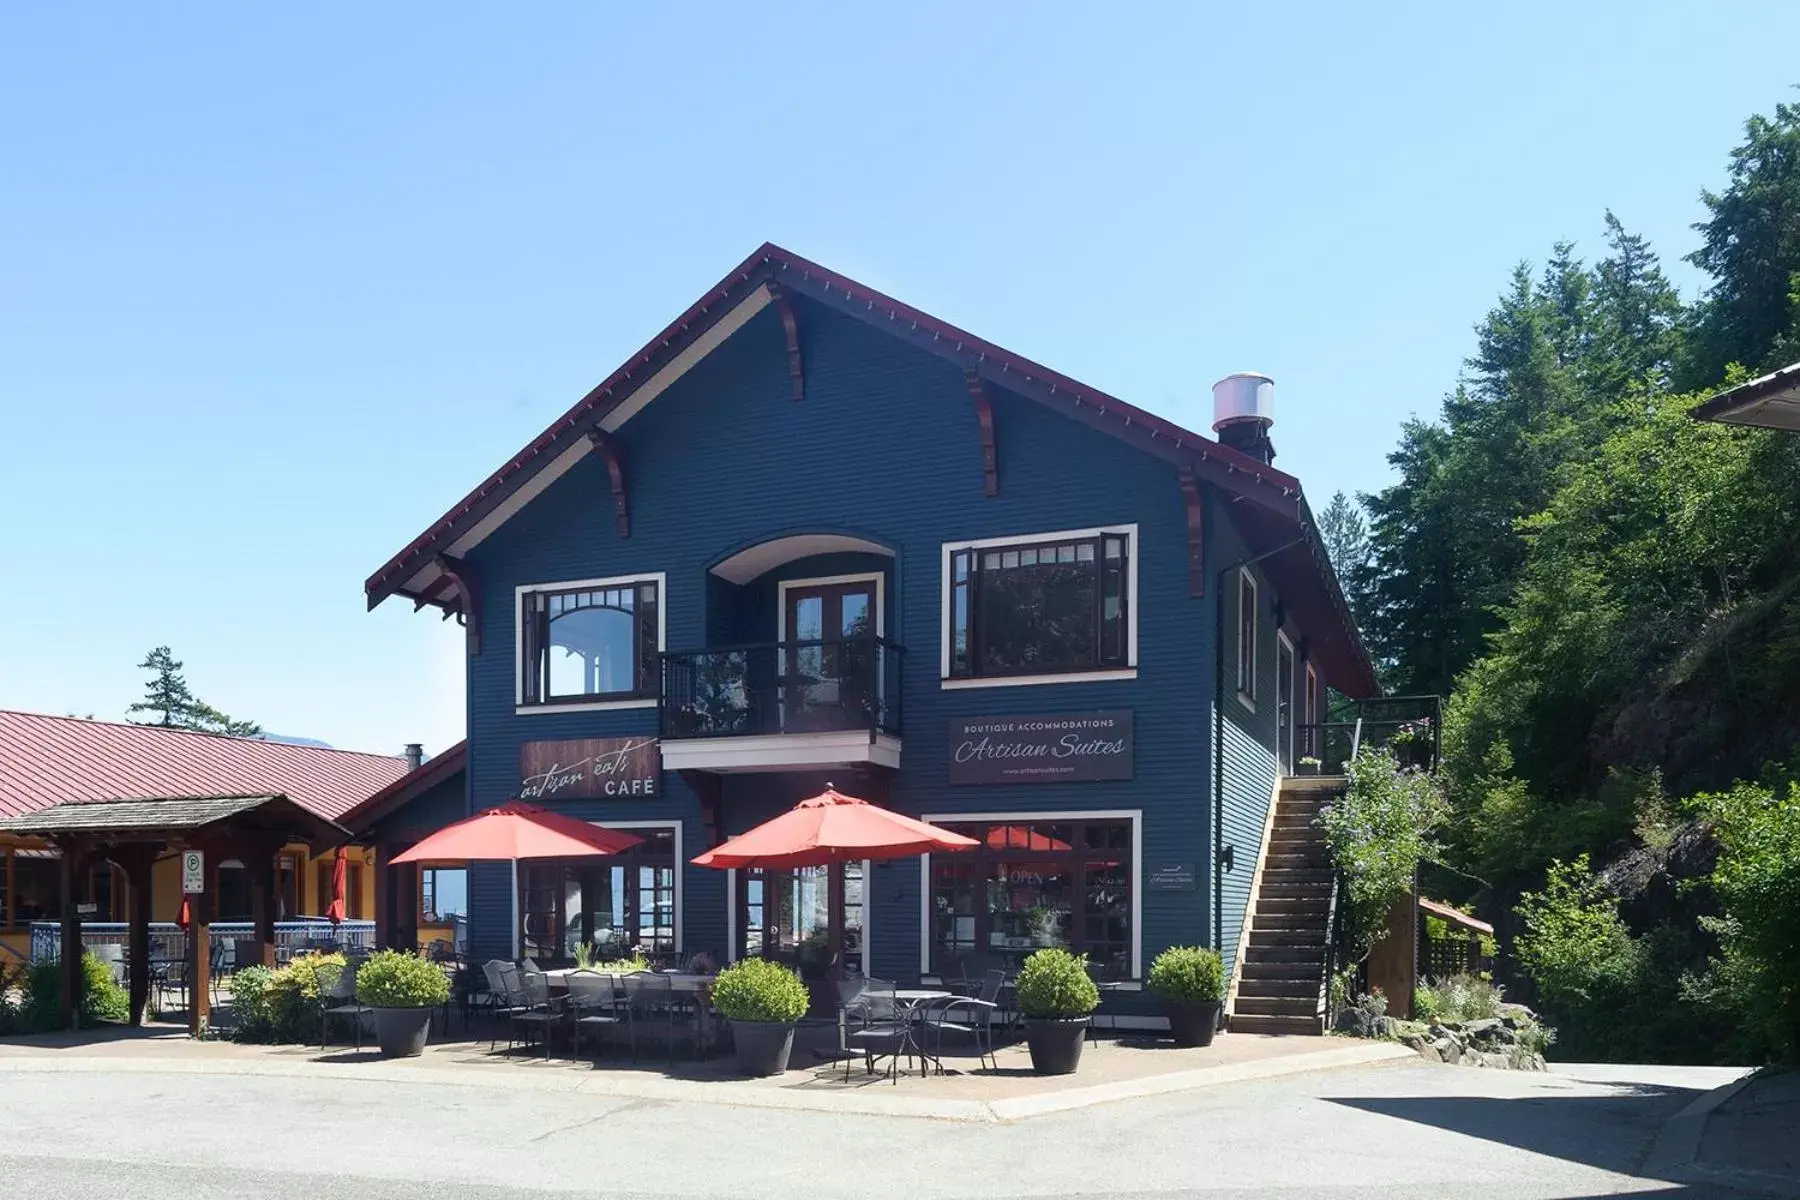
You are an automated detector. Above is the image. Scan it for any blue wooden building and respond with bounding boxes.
[358,243,1377,1027]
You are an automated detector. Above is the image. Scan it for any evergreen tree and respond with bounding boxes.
[126,646,261,736]
[1317,489,1371,628]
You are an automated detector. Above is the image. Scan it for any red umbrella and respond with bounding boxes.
[984,824,1071,852]
[325,846,348,925]
[176,897,190,931]
[692,786,978,869]
[391,801,642,864]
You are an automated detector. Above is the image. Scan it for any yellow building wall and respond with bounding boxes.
[143,844,379,923]
[0,930,28,961]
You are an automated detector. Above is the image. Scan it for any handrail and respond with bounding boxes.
[661,635,906,657]
[1349,717,1365,761]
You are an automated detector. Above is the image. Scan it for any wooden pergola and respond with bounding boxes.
[0,793,348,1034]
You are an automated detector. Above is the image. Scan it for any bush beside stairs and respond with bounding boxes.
[1230,778,1336,1035]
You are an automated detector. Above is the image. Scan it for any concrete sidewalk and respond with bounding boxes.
[0,1026,1416,1122]
[1642,1067,1798,1195]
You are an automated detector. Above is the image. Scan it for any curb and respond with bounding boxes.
[0,1040,1416,1123]
[1639,1072,1778,1192]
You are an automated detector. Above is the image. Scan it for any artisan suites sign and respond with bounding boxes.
[948,711,1134,785]
[519,737,659,800]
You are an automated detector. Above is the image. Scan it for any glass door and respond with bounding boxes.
[739,862,863,979]
[783,580,877,731]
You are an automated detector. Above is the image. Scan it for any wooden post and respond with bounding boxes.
[373,842,393,949]
[118,845,154,1026]
[188,885,209,1038]
[395,860,419,952]
[57,842,82,1031]
[249,848,278,968]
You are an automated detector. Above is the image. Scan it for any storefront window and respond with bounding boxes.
[420,867,468,922]
[11,853,60,923]
[930,819,1133,979]
[517,827,676,962]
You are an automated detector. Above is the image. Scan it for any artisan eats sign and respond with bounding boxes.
[947,711,1133,784]
[519,737,659,800]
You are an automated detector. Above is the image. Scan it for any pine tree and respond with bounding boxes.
[1317,490,1372,629]
[125,646,261,736]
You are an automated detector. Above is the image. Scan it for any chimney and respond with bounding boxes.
[403,743,424,772]
[1212,372,1276,466]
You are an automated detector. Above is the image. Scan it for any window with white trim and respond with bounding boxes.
[944,527,1134,681]
[519,576,661,704]
[1237,569,1258,704]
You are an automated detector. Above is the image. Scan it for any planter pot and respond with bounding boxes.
[1023,1017,1090,1075]
[372,1006,433,1058]
[729,1019,797,1077]
[1164,999,1223,1048]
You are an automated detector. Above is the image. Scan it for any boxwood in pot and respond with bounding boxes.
[1015,948,1099,1075]
[1147,946,1225,1047]
[355,949,450,1058]
[711,958,810,1076]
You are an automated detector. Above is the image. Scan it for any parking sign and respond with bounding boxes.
[181,850,205,894]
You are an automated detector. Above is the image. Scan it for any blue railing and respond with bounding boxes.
[29,919,377,966]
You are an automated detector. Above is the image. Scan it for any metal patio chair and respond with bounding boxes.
[315,961,372,1052]
[843,977,909,1083]
[480,960,530,1050]
[624,971,698,1064]
[510,970,560,1059]
[565,970,623,1058]
[919,969,1005,1072]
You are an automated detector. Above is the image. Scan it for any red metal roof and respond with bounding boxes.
[0,711,411,822]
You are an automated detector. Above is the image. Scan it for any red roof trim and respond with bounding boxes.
[364,243,1301,605]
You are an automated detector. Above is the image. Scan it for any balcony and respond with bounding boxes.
[658,637,904,773]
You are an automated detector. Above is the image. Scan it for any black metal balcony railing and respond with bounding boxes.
[1297,694,1443,775]
[659,637,905,740]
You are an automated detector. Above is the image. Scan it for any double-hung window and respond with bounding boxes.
[519,574,663,706]
[944,526,1135,683]
[1236,569,1258,706]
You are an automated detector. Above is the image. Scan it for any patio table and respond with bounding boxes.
[891,987,952,1076]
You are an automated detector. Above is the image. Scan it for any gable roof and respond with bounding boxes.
[336,740,467,836]
[364,243,1378,697]
[0,793,348,850]
[0,711,410,822]
[1690,361,1800,430]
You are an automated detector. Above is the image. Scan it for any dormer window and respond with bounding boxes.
[517,574,664,709]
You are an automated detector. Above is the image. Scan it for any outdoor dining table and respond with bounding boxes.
[890,987,953,1076]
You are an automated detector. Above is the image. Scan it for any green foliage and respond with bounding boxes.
[710,957,808,1024]
[14,952,130,1032]
[572,942,649,974]
[1417,974,1503,1023]
[1320,747,1445,960]
[1687,781,1800,1062]
[1515,856,1642,1013]
[1014,948,1100,1019]
[1146,946,1224,1003]
[354,950,450,1009]
[126,645,261,736]
[1412,985,1441,1023]
[230,951,344,1044]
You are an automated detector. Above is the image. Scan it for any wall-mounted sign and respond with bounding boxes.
[520,737,659,801]
[1147,862,1197,892]
[947,711,1134,785]
[181,850,205,894]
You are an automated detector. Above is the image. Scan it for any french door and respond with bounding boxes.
[1277,635,1295,774]
[782,579,878,731]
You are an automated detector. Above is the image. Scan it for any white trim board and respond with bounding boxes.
[660,730,901,773]
[1225,771,1284,1017]
[938,524,1139,687]
[775,572,887,640]
[1236,567,1259,708]
[513,571,668,709]
[1276,629,1296,773]
[918,809,1143,979]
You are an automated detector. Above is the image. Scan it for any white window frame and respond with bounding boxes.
[918,808,1143,983]
[512,820,683,960]
[1276,629,1296,772]
[939,524,1139,690]
[775,572,886,641]
[1236,568,1258,712]
[514,571,667,714]
[1304,661,1319,727]
[726,861,873,977]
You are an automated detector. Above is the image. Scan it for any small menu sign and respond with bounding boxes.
[519,737,659,801]
[947,711,1134,785]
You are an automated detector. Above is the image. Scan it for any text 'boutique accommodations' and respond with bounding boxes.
[363,244,1377,1017]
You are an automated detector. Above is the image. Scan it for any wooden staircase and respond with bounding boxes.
[1230,779,1337,1035]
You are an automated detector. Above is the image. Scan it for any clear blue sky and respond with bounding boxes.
[3,3,1795,757]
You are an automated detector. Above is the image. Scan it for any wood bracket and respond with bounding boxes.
[1179,465,1205,597]
[586,428,631,538]
[768,284,804,401]
[432,553,483,655]
[966,371,998,497]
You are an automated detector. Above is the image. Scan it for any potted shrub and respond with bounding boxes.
[1015,948,1099,1075]
[1147,946,1225,1047]
[711,957,810,1076]
[354,949,450,1058]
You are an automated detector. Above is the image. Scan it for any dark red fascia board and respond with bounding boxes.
[363,242,1306,610]
[336,740,467,837]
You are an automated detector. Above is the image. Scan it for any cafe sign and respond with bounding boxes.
[947,711,1133,785]
[519,737,659,801]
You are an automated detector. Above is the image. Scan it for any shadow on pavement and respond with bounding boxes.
[1327,1084,1711,1185]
